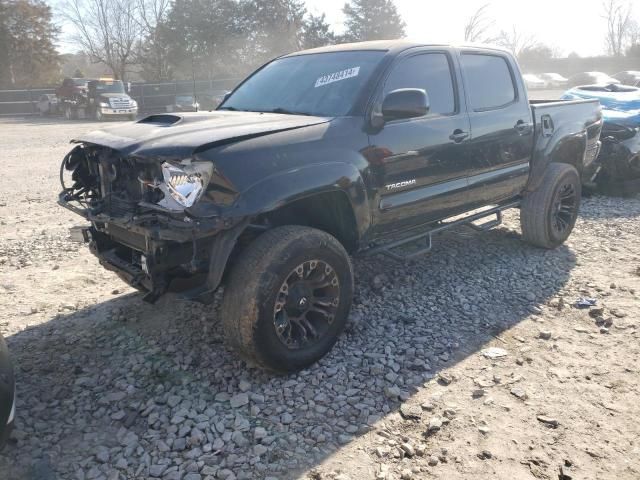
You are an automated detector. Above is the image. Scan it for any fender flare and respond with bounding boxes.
[526,130,588,193]
[231,162,371,240]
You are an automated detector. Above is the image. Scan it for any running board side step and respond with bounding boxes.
[364,201,520,261]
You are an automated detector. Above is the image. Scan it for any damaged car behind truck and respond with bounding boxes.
[59,41,602,372]
[562,83,640,195]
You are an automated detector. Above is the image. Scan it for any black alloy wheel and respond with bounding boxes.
[273,260,340,350]
[550,182,578,236]
[221,225,353,372]
[520,162,581,249]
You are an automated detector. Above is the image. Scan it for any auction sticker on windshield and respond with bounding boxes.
[315,67,360,88]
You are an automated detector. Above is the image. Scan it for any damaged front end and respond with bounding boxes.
[592,122,640,196]
[58,143,244,302]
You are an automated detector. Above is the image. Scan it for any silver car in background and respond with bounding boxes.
[36,94,59,116]
[523,73,546,90]
[539,72,568,88]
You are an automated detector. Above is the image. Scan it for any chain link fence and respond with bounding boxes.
[0,78,241,116]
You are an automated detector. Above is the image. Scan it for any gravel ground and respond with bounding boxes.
[0,117,639,480]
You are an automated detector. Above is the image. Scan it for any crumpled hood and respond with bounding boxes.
[74,110,331,159]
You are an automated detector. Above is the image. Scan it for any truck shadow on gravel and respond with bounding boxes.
[0,224,576,480]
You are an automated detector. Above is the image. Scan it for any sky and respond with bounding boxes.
[305,0,616,57]
[50,0,626,57]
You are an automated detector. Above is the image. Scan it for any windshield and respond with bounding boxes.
[220,51,385,117]
[93,81,125,94]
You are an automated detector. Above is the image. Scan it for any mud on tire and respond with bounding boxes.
[520,163,581,249]
[220,225,354,373]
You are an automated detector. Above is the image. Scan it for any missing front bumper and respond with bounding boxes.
[80,224,208,302]
[73,219,247,303]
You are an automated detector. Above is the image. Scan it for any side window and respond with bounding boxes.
[460,53,516,110]
[384,53,456,116]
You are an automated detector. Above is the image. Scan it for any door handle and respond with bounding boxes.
[449,129,469,143]
[515,121,532,134]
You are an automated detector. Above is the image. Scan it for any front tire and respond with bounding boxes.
[221,226,353,373]
[0,420,13,450]
[520,163,581,248]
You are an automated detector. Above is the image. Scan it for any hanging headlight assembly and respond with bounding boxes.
[155,160,214,211]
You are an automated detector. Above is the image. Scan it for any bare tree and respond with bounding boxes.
[136,0,169,33]
[135,0,172,80]
[602,0,633,56]
[495,26,537,57]
[61,0,140,80]
[627,19,640,46]
[463,3,495,43]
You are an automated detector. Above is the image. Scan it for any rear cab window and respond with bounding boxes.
[460,53,517,111]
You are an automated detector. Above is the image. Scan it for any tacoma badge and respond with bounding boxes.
[385,179,416,190]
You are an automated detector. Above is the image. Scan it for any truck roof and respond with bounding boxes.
[283,39,511,57]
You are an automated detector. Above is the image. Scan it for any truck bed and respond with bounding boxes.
[528,98,603,188]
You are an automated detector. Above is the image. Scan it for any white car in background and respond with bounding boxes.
[567,71,621,87]
[523,74,546,90]
[36,94,59,116]
[539,72,568,88]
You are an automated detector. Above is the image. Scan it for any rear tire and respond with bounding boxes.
[520,163,581,248]
[221,226,353,373]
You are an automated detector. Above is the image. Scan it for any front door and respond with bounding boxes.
[367,49,473,236]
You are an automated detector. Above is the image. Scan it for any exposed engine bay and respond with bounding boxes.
[58,144,243,302]
[60,144,217,219]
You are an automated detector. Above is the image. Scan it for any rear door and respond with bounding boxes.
[458,50,534,207]
[367,48,473,236]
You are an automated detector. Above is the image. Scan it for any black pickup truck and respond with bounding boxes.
[59,41,602,372]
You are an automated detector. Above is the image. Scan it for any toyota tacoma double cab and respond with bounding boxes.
[59,41,602,372]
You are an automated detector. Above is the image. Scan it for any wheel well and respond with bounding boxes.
[220,191,359,287]
[552,136,586,173]
[255,191,359,253]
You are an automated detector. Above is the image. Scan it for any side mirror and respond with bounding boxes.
[382,88,429,122]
